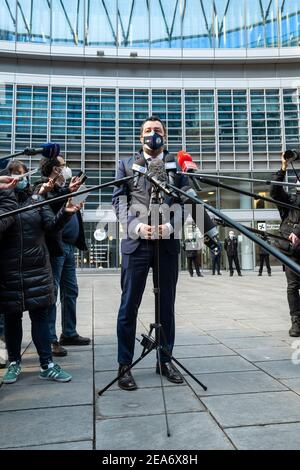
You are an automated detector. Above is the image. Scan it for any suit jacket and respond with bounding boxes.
[224,236,239,256]
[112,151,189,255]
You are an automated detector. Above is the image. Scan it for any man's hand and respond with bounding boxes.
[138,224,155,240]
[281,152,288,171]
[64,199,83,213]
[38,178,55,195]
[158,224,170,239]
[69,176,82,193]
[289,232,300,246]
[0,176,18,190]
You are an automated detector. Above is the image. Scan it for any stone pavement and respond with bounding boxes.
[1,270,300,450]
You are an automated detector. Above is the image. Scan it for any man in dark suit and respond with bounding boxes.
[112,116,188,390]
[224,230,242,276]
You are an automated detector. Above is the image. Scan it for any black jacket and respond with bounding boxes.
[224,236,238,256]
[270,169,300,258]
[33,180,87,256]
[0,189,18,235]
[0,190,72,314]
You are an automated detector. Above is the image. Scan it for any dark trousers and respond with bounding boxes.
[4,309,52,366]
[212,256,221,274]
[187,256,200,276]
[48,242,79,342]
[285,265,300,317]
[0,313,4,339]
[259,254,271,274]
[117,241,178,365]
[227,253,241,274]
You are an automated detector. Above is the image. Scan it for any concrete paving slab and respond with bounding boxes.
[202,391,300,427]
[0,380,92,411]
[97,386,204,418]
[235,347,293,362]
[96,412,234,450]
[172,356,257,375]
[4,440,93,450]
[281,378,300,394]
[0,406,93,449]
[186,370,287,396]
[226,423,300,450]
[173,344,237,358]
[255,360,300,379]
[204,329,268,339]
[219,337,288,349]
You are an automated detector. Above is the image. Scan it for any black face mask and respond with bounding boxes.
[143,132,164,151]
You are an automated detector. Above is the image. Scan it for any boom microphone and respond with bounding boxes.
[164,154,177,186]
[147,159,177,197]
[132,155,147,188]
[177,151,202,191]
[23,142,61,159]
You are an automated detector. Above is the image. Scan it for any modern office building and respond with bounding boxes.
[0,0,300,269]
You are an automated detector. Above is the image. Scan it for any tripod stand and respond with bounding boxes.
[98,182,207,437]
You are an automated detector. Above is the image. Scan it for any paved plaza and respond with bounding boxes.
[1,270,300,450]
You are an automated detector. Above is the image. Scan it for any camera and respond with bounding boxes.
[283,149,300,162]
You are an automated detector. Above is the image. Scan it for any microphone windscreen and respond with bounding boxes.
[135,154,147,167]
[177,150,192,168]
[148,159,167,182]
[41,143,60,159]
[182,160,198,172]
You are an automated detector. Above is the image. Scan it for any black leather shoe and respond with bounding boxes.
[59,334,91,346]
[156,362,184,384]
[118,365,138,391]
[51,341,68,357]
[289,316,300,337]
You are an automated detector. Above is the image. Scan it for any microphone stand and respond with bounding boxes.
[0,176,133,220]
[166,183,300,276]
[187,174,300,213]
[98,178,207,438]
[0,150,28,162]
[176,171,300,189]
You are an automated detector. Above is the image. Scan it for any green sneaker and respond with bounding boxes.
[39,363,72,382]
[3,361,21,384]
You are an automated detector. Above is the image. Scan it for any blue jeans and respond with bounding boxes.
[4,310,52,366]
[48,242,79,342]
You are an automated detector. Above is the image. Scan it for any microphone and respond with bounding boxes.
[180,185,219,250]
[164,153,177,186]
[23,142,61,159]
[147,159,177,197]
[132,155,147,188]
[177,150,202,191]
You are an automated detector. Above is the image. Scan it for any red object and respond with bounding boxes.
[176,151,198,172]
[181,160,198,172]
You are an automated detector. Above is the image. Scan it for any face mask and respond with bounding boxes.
[143,132,164,151]
[229,233,234,239]
[61,166,72,180]
[16,177,28,190]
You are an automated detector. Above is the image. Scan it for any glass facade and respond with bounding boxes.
[1,83,300,212]
[1,0,300,48]
[0,80,297,270]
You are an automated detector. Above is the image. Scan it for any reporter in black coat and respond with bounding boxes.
[0,161,81,384]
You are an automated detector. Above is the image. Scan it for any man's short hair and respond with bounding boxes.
[140,115,167,136]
